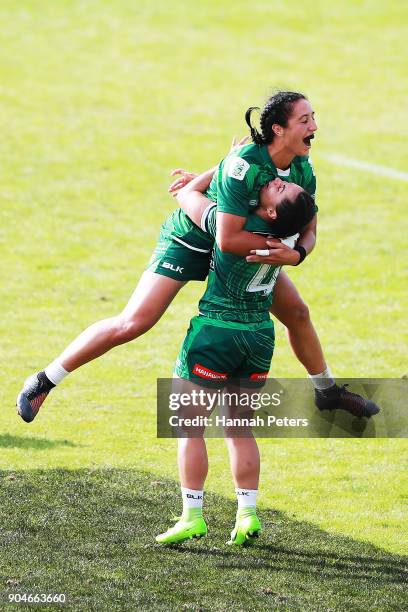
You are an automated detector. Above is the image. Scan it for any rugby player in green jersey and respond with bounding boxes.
[17,91,378,422]
[156,173,317,545]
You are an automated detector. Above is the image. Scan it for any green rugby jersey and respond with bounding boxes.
[198,207,293,324]
[206,142,316,217]
[168,143,316,250]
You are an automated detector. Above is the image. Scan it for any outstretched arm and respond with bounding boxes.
[176,167,218,227]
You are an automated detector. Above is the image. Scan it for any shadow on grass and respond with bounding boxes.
[0,434,76,450]
[166,521,406,584]
[0,469,406,611]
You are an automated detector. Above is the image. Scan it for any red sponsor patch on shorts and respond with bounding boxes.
[250,372,269,381]
[193,363,228,380]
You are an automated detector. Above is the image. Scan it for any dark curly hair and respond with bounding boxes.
[245,91,307,145]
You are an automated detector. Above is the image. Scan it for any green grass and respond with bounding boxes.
[1,0,407,609]
[1,469,407,611]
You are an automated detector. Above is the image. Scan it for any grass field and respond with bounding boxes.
[1,1,407,610]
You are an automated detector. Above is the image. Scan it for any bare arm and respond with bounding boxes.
[216,212,269,255]
[176,167,217,227]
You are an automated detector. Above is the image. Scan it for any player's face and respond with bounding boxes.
[275,99,317,157]
[260,178,303,219]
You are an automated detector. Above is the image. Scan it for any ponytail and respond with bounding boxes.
[244,106,265,145]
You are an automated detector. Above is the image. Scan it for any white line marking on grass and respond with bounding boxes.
[323,153,408,182]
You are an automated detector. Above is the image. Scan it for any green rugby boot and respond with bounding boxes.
[227,507,261,546]
[155,509,207,545]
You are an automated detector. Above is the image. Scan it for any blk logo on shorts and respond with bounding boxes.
[163,262,184,274]
[193,364,228,380]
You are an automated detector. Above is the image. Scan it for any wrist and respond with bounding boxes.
[293,245,307,265]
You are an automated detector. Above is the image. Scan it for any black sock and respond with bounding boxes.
[37,370,55,390]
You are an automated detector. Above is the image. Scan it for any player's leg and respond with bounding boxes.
[222,387,261,492]
[59,271,185,371]
[155,438,208,545]
[156,318,242,545]
[224,430,261,546]
[17,227,212,423]
[270,269,327,375]
[224,404,261,545]
[270,270,380,417]
[156,377,209,545]
[17,272,185,423]
[223,323,274,545]
[224,433,259,489]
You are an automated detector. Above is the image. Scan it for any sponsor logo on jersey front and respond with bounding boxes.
[162,262,184,274]
[193,363,228,380]
[227,156,250,181]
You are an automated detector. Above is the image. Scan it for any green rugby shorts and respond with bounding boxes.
[174,315,275,388]
[147,232,212,282]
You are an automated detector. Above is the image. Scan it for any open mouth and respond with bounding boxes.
[303,134,315,147]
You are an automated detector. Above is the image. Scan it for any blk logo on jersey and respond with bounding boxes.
[163,262,184,274]
[193,364,228,380]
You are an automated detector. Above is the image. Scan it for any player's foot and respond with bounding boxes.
[16,371,55,423]
[315,384,380,418]
[227,508,261,546]
[155,515,207,545]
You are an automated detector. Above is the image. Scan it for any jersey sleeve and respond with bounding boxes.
[202,205,217,238]
[215,156,253,217]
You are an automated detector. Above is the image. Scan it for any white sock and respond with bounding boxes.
[181,487,203,517]
[44,360,69,386]
[236,488,258,509]
[309,367,335,391]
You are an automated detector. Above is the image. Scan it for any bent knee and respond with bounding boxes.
[292,302,310,322]
[112,313,155,343]
[280,301,310,326]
